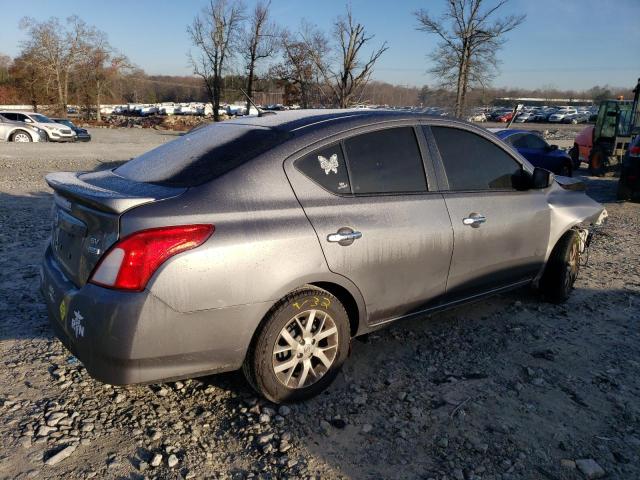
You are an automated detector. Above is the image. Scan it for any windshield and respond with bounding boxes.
[115,123,290,187]
[31,114,54,123]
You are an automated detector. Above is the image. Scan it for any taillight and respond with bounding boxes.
[89,224,214,291]
[629,145,640,157]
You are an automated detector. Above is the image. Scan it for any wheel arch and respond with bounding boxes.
[242,277,367,371]
[308,281,361,337]
[10,128,33,141]
[252,274,367,347]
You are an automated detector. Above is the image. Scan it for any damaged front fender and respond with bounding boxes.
[537,180,608,280]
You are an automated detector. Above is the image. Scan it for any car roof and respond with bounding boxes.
[494,129,533,138]
[221,109,457,135]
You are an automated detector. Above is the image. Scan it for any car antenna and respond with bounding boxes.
[239,88,275,117]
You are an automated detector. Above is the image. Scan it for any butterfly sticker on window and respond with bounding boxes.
[318,154,339,175]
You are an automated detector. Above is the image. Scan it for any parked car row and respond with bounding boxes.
[100,102,265,118]
[469,105,598,124]
[0,111,91,142]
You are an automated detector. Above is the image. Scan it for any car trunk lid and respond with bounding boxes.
[46,169,186,287]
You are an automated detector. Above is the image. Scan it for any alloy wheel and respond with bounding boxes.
[565,240,579,290]
[14,133,31,142]
[272,309,339,389]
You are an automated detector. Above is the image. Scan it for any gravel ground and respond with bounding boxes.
[1,127,639,480]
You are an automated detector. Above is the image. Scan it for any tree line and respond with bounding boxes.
[0,0,634,119]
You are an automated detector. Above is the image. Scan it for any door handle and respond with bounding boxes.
[462,213,486,228]
[327,227,362,246]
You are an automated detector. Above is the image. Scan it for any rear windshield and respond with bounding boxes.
[115,123,290,187]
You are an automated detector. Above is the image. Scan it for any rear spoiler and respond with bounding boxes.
[45,170,186,214]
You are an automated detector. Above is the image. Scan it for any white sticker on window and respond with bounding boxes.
[318,154,339,175]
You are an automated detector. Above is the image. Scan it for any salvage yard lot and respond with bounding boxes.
[1,126,639,479]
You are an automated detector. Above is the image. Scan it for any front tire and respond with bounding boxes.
[589,147,606,176]
[569,145,580,169]
[616,179,632,200]
[243,287,351,403]
[11,130,32,143]
[540,231,581,304]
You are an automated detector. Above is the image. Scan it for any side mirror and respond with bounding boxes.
[511,169,532,191]
[24,118,33,123]
[532,167,552,189]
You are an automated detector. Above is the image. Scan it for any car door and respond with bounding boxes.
[426,125,550,300]
[285,125,454,324]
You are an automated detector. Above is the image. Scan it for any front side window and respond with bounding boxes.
[343,127,427,194]
[295,143,351,194]
[30,114,53,123]
[522,134,548,149]
[432,126,521,191]
[511,133,547,150]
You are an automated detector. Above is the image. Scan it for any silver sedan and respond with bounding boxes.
[41,110,607,403]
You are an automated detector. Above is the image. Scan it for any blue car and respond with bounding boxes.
[495,129,574,176]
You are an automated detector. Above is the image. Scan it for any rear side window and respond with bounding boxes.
[2,112,17,121]
[115,124,290,187]
[295,143,351,194]
[344,127,427,194]
[432,126,521,191]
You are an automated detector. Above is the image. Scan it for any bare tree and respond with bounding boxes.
[241,1,278,112]
[74,34,131,121]
[19,16,102,115]
[271,25,327,108]
[0,54,11,84]
[9,51,52,111]
[306,7,387,108]
[188,0,245,121]
[415,0,525,117]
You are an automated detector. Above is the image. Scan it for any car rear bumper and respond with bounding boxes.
[40,245,269,385]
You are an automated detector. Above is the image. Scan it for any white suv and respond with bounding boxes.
[0,114,47,142]
[548,107,577,123]
[0,111,76,142]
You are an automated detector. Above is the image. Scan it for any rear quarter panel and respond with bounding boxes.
[119,145,365,318]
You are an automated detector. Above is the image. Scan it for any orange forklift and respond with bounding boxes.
[570,78,640,178]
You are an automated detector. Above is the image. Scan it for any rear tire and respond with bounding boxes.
[10,130,32,143]
[540,231,581,304]
[243,287,351,403]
